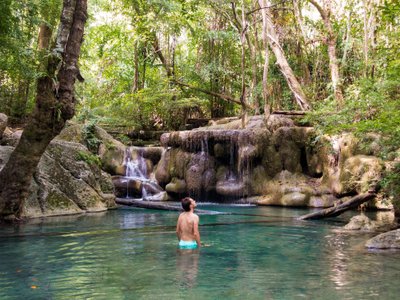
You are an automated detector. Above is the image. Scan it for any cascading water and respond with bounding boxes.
[228,135,237,181]
[122,147,164,200]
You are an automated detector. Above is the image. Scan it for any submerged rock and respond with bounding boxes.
[366,229,400,249]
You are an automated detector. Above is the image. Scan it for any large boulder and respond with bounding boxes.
[0,140,116,219]
[56,123,127,175]
[33,140,116,217]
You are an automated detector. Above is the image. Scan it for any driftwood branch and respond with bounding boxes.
[116,198,181,211]
[172,80,254,109]
[116,198,223,215]
[298,193,376,220]
[272,110,306,115]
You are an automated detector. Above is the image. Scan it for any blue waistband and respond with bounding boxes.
[178,240,198,249]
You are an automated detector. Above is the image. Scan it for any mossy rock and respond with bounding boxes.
[155,149,172,185]
[55,123,85,144]
[166,177,187,194]
[261,145,282,177]
[339,155,383,195]
[281,192,309,206]
[41,189,82,215]
[249,165,271,195]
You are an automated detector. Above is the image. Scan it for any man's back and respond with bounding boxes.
[177,212,199,241]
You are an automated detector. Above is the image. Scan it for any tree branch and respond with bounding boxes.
[172,80,254,109]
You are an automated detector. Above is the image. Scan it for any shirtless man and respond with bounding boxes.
[176,197,201,249]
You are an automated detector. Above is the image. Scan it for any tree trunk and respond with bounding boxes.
[230,1,249,127]
[265,0,311,111]
[258,0,271,117]
[363,0,379,78]
[132,42,139,92]
[141,46,147,90]
[309,0,344,106]
[0,0,88,221]
[292,0,311,86]
[240,1,248,128]
[251,6,260,114]
[152,34,173,78]
[341,9,352,67]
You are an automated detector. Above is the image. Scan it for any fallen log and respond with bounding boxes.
[116,198,224,215]
[298,193,376,220]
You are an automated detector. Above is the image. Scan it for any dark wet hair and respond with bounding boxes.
[181,197,192,212]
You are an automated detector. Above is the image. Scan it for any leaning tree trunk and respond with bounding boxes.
[152,34,173,78]
[240,0,248,128]
[265,1,311,111]
[0,0,87,221]
[231,1,249,127]
[309,0,344,106]
[258,0,271,117]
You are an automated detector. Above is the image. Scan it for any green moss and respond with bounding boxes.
[46,191,74,209]
[82,122,101,153]
[116,134,131,145]
[380,162,400,206]
[105,141,116,150]
[76,150,102,167]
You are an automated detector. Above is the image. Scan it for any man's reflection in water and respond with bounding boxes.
[176,248,199,288]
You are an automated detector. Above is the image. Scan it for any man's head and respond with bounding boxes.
[181,197,196,212]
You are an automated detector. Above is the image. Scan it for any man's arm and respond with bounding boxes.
[176,215,181,241]
[193,215,201,247]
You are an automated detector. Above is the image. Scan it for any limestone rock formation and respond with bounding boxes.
[155,114,389,209]
[157,115,332,204]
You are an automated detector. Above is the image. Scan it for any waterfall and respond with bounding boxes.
[228,136,237,181]
[201,136,209,155]
[122,147,163,200]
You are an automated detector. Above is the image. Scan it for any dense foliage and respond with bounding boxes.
[0,0,62,123]
[0,0,399,195]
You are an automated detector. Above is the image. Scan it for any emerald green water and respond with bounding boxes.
[0,205,399,299]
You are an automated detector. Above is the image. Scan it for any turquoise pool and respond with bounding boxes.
[0,205,399,299]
